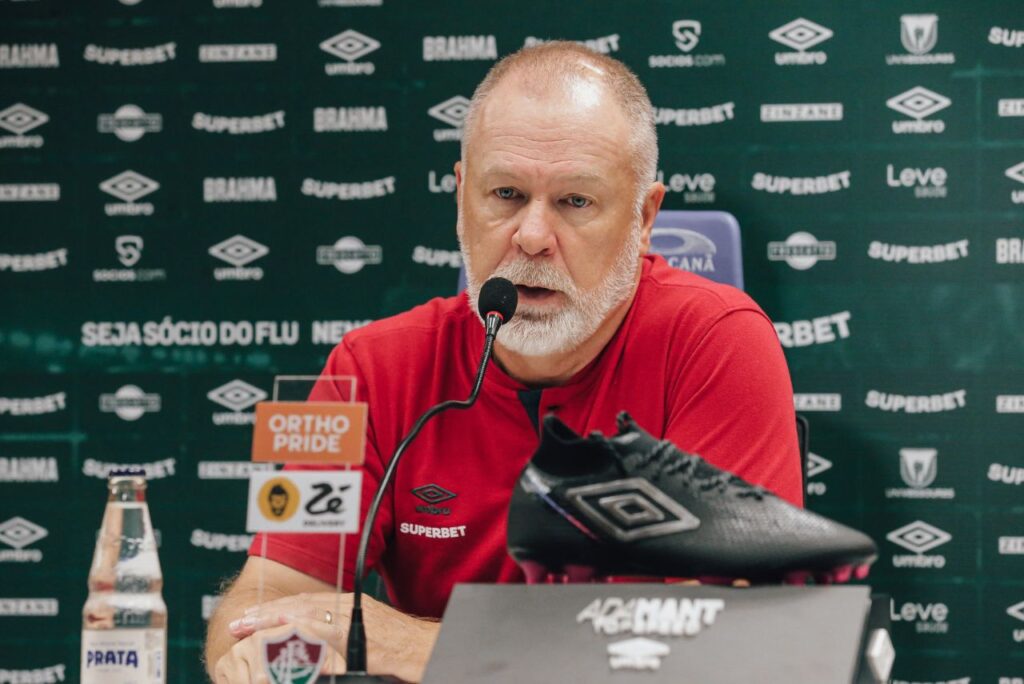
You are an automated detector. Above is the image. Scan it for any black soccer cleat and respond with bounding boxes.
[506,413,877,585]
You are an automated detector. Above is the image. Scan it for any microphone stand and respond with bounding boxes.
[335,312,504,682]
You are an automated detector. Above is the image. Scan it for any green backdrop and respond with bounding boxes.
[1,1,1022,681]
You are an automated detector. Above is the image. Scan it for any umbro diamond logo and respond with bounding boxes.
[320,30,379,62]
[769,18,833,51]
[99,170,159,203]
[0,517,48,549]
[607,637,671,672]
[428,96,470,128]
[1005,161,1024,185]
[806,452,833,478]
[206,380,267,412]
[887,86,950,120]
[1008,600,1024,622]
[208,235,269,267]
[886,520,951,554]
[0,103,48,135]
[565,478,700,542]
[411,484,456,504]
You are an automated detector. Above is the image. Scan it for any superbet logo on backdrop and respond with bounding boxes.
[320,30,379,75]
[752,171,850,195]
[648,20,726,69]
[0,103,47,148]
[98,104,163,142]
[773,311,851,348]
[867,240,968,265]
[769,18,832,65]
[0,248,68,273]
[887,86,951,134]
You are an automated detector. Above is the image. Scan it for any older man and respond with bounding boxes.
[206,42,800,681]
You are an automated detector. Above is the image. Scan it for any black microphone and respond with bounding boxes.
[338,277,517,681]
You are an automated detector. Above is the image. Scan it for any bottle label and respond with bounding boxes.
[81,629,165,683]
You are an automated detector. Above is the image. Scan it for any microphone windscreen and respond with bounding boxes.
[478,277,518,322]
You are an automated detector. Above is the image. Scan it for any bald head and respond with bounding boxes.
[461,41,658,207]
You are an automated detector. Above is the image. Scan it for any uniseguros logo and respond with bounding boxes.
[885,448,955,500]
[886,14,955,65]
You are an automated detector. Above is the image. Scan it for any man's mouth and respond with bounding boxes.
[515,284,559,301]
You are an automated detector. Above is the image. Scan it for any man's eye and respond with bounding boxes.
[494,187,518,200]
[566,195,591,208]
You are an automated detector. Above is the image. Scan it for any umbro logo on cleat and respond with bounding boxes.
[564,478,700,542]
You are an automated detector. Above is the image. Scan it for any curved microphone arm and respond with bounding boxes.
[344,316,500,674]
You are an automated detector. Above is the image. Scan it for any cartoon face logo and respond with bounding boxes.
[258,477,300,522]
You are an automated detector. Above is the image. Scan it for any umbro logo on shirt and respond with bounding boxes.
[411,483,456,516]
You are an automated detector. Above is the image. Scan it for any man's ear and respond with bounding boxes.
[638,181,666,255]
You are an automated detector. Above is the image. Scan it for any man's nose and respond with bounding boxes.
[512,198,557,257]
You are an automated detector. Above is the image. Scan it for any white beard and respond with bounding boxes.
[460,210,642,357]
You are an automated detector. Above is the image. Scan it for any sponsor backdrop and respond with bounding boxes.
[1,1,1022,682]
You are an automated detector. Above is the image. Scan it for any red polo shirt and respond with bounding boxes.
[250,255,801,618]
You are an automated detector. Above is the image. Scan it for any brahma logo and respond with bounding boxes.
[656,171,716,203]
[773,311,851,348]
[204,176,277,202]
[316,236,382,274]
[428,95,469,142]
[0,102,47,148]
[0,43,59,68]
[99,385,161,421]
[97,104,163,142]
[767,232,836,270]
[769,18,832,65]
[887,86,950,134]
[314,106,388,132]
[887,14,954,65]
[886,448,955,500]
[0,457,59,482]
[648,20,726,69]
[1004,161,1024,204]
[0,516,47,563]
[207,379,267,426]
[99,170,159,216]
[320,30,378,75]
[887,520,951,568]
[867,240,968,264]
[422,35,497,61]
[560,477,700,542]
[208,235,268,281]
[650,227,716,274]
